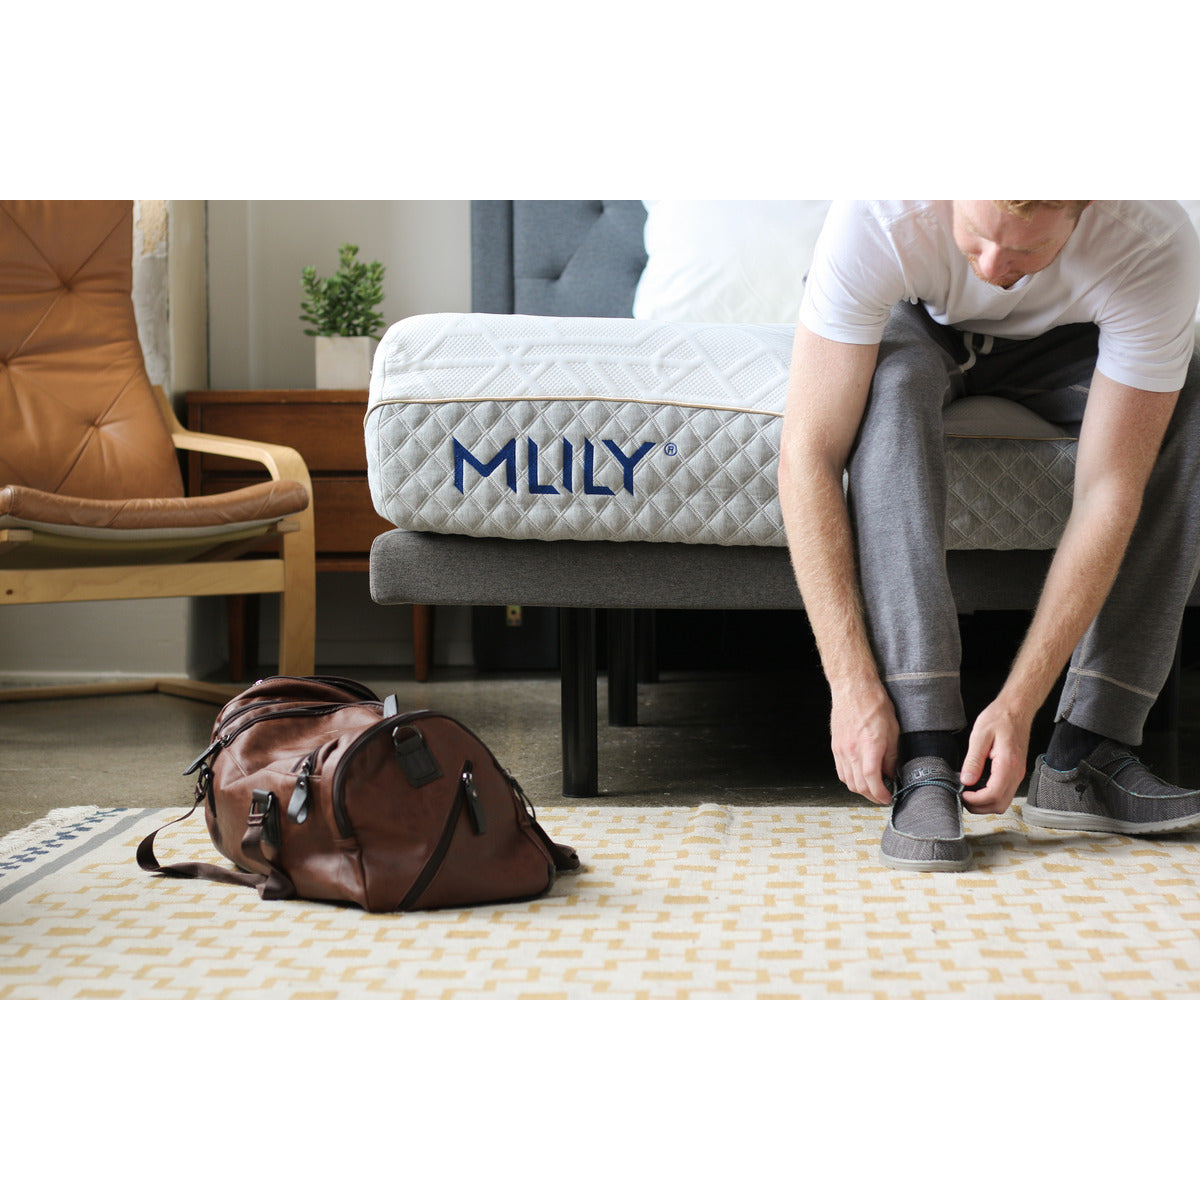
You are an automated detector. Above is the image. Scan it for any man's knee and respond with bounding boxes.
[1160,351,1200,448]
[1177,349,1200,407]
[857,342,954,452]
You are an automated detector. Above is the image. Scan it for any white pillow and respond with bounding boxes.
[632,200,831,323]
[634,200,1200,331]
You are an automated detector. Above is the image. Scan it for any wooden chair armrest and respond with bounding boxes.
[155,386,313,490]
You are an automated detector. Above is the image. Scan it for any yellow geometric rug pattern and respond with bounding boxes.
[3,803,1200,999]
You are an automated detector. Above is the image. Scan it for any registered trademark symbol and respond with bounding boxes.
[664,443,678,457]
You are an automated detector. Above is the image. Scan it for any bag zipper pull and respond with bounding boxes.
[287,755,315,824]
[462,766,486,835]
[183,737,226,777]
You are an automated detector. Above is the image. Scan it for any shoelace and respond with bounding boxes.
[1085,750,1180,797]
[891,774,964,807]
[1064,750,1144,793]
[1099,753,1143,781]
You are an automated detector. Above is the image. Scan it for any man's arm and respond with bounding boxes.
[960,370,1182,812]
[778,323,894,804]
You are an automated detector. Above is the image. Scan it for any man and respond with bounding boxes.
[778,200,1200,871]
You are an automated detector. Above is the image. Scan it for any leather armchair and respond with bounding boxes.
[0,200,315,700]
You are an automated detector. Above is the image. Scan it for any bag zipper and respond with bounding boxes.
[329,710,438,838]
[215,677,379,736]
[328,711,490,841]
[249,675,382,703]
[183,700,384,778]
[396,765,480,910]
[210,677,380,740]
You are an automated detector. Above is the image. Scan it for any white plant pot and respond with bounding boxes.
[314,336,378,389]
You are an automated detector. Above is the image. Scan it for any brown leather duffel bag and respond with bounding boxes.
[138,675,579,912]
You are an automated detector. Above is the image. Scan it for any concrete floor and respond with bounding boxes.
[0,667,844,838]
[3,655,1199,840]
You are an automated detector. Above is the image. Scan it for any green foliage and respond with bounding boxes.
[299,243,387,338]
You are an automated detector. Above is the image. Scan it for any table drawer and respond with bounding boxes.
[200,474,390,556]
[310,478,392,555]
[187,394,368,473]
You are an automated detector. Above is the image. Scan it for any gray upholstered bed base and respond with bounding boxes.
[370,200,1184,796]
[370,533,1060,614]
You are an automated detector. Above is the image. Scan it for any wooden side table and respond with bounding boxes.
[185,389,432,680]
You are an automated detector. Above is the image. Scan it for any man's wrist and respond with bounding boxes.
[828,668,886,701]
[991,680,1041,731]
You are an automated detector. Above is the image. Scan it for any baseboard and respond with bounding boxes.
[0,674,238,706]
[0,670,155,688]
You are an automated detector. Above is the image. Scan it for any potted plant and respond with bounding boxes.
[300,243,387,388]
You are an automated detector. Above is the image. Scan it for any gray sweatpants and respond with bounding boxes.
[846,301,1200,746]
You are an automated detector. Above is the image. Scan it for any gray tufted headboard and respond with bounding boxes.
[471,200,648,318]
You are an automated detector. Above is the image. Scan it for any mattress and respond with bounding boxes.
[365,312,1078,552]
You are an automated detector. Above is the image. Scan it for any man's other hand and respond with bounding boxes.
[960,699,1032,814]
[830,679,900,806]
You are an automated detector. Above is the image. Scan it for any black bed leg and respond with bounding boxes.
[607,608,638,727]
[637,609,658,684]
[560,607,598,798]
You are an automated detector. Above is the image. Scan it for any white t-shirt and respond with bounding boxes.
[798,200,1200,392]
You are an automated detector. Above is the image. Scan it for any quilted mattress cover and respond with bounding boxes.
[365,312,1078,552]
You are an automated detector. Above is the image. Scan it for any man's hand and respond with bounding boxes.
[830,678,899,806]
[959,698,1032,814]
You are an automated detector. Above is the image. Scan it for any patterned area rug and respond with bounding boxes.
[3,803,1200,999]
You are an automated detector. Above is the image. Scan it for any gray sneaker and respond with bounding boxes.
[879,756,972,872]
[1024,741,1200,834]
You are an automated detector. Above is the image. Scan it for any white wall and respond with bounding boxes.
[203,201,474,670]
[0,200,474,683]
[206,201,470,388]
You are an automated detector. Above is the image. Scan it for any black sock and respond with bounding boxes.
[1044,720,1108,770]
[899,730,961,767]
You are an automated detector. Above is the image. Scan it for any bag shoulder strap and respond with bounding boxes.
[136,791,296,901]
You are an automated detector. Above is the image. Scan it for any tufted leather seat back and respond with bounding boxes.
[0,200,184,500]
